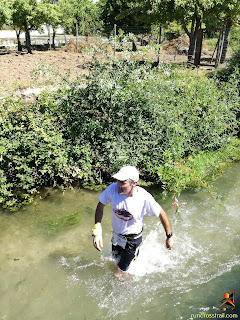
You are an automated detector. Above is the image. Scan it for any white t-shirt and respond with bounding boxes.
[99,183,161,235]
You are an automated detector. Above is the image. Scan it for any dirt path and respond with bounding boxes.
[0,50,87,92]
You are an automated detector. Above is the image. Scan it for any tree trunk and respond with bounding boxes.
[220,19,232,64]
[188,34,197,61]
[52,28,56,50]
[24,24,32,54]
[132,41,137,51]
[15,30,22,52]
[64,30,67,45]
[182,15,201,62]
[157,25,162,63]
[158,25,162,45]
[48,25,51,50]
[194,28,203,66]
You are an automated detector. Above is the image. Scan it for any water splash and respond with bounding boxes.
[52,163,240,318]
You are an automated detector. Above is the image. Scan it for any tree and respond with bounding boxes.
[98,0,205,61]
[1,0,23,51]
[153,0,240,65]
[0,0,13,29]
[98,0,135,26]
[210,0,240,66]
[41,0,61,49]
[0,0,7,29]
[11,0,46,54]
[58,0,99,38]
[98,0,155,30]
[98,0,240,66]
[148,0,212,62]
[80,0,100,35]
[174,1,204,62]
[0,1,24,51]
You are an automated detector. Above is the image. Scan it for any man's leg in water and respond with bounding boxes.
[112,237,142,279]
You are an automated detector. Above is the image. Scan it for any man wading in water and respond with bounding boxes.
[92,166,173,279]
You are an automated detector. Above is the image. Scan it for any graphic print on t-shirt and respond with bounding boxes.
[113,208,133,221]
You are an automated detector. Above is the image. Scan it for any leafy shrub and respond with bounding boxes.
[157,138,240,195]
[210,48,240,139]
[0,100,93,210]
[0,59,239,210]
[37,59,239,186]
[229,26,240,52]
[213,47,240,82]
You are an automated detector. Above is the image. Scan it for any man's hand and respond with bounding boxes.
[93,235,103,252]
[92,222,103,251]
[166,237,173,250]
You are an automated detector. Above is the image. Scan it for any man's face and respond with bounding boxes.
[117,180,134,195]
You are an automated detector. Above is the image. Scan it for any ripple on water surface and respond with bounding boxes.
[0,163,240,320]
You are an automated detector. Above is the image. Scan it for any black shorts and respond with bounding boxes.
[112,236,142,272]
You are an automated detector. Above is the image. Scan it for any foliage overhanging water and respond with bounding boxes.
[0,163,240,320]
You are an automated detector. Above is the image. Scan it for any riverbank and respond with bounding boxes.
[1,55,239,211]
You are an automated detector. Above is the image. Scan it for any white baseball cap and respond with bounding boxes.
[112,166,139,182]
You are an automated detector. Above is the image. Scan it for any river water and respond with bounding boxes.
[0,163,240,320]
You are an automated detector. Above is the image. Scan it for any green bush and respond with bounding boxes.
[0,60,239,210]
[157,138,240,195]
[37,60,239,186]
[0,100,93,210]
[213,47,240,82]
[229,26,240,52]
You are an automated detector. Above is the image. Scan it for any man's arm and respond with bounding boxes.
[159,208,173,250]
[93,202,105,252]
[95,202,105,223]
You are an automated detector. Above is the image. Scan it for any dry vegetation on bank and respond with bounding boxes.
[0,36,217,94]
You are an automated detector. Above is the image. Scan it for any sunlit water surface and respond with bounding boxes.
[0,163,240,320]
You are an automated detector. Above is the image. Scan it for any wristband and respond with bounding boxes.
[92,223,102,236]
[166,232,173,239]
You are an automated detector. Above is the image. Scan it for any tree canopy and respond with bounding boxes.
[10,0,47,52]
[97,0,152,28]
[0,2,6,28]
[211,0,240,24]
[58,0,99,35]
[98,0,240,63]
[1,0,239,62]
[0,0,11,28]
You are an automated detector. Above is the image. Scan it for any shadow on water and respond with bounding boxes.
[0,163,240,320]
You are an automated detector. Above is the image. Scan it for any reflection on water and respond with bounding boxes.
[0,163,240,320]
